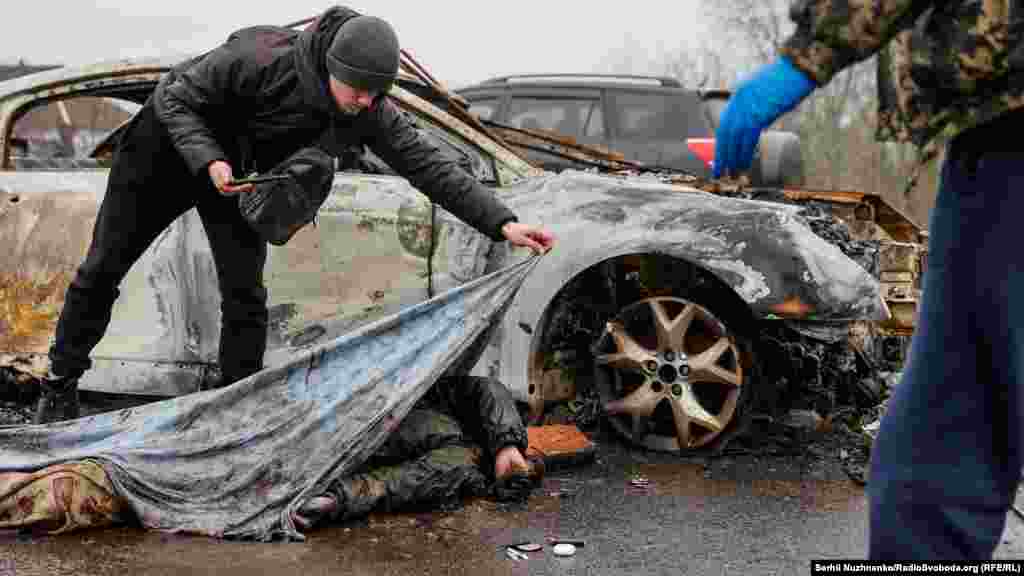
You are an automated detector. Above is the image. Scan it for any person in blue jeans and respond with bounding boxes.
[713,1,1024,560]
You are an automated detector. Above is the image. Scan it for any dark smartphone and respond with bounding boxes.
[228,174,292,186]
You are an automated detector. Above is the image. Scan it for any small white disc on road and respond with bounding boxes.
[552,543,576,557]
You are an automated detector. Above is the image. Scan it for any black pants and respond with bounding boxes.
[49,102,268,385]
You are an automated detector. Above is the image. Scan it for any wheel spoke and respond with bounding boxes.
[690,364,742,387]
[673,385,723,433]
[688,337,741,387]
[604,381,661,419]
[651,300,696,352]
[595,321,655,374]
[594,352,642,372]
[669,400,691,449]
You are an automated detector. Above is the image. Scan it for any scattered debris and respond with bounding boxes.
[514,543,543,552]
[544,477,582,498]
[525,425,596,471]
[862,420,881,439]
[546,537,585,548]
[552,543,577,557]
[779,409,832,433]
[505,547,528,561]
[0,401,32,426]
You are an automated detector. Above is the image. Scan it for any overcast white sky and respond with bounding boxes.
[2,1,713,88]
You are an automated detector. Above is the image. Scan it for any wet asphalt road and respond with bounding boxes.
[3,429,1024,576]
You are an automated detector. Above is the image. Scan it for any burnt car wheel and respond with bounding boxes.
[594,296,746,452]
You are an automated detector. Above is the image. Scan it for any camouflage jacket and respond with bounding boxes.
[781,0,1024,149]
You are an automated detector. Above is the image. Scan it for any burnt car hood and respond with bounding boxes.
[481,170,888,322]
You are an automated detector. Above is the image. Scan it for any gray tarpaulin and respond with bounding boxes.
[0,255,540,541]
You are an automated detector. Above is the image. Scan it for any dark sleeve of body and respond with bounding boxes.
[364,100,517,241]
[429,375,528,460]
[153,45,257,176]
[780,0,935,84]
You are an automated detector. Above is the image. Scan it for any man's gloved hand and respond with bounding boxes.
[713,57,815,179]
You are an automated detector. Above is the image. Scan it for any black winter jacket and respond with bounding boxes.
[152,6,516,241]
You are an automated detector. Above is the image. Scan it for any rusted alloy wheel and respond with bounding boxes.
[593,296,745,452]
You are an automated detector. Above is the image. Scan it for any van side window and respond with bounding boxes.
[506,98,604,139]
[610,91,707,141]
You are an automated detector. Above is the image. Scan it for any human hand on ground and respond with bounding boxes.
[494,445,530,479]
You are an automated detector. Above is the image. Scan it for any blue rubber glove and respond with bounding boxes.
[713,57,815,178]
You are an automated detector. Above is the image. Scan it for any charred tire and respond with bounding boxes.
[583,257,756,454]
[593,295,753,453]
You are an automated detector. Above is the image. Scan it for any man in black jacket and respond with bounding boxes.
[34,6,555,424]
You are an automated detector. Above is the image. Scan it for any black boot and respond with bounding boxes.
[33,374,80,424]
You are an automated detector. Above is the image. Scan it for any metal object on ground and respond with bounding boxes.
[546,537,585,547]
[552,543,577,557]
[515,543,543,552]
[505,547,529,561]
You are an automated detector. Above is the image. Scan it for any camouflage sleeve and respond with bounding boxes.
[780,0,936,84]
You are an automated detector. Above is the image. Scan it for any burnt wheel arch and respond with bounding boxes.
[526,253,758,452]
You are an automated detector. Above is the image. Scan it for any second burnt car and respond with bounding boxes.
[0,43,923,453]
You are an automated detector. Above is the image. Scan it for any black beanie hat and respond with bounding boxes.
[326,15,400,94]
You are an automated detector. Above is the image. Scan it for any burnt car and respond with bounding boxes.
[0,50,924,454]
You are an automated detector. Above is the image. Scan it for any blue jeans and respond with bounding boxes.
[868,123,1024,559]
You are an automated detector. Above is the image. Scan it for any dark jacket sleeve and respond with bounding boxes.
[363,100,517,241]
[781,0,933,84]
[153,46,255,176]
[429,375,528,460]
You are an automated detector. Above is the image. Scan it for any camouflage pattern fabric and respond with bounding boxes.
[781,0,1024,149]
[325,376,528,520]
[0,459,127,534]
[330,436,488,521]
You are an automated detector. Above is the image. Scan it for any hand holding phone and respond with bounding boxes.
[228,174,293,186]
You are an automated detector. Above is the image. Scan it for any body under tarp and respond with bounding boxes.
[0,256,540,541]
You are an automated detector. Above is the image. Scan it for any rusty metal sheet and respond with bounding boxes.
[0,255,539,541]
[782,188,867,204]
[390,86,541,182]
[879,242,922,273]
[485,122,640,173]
